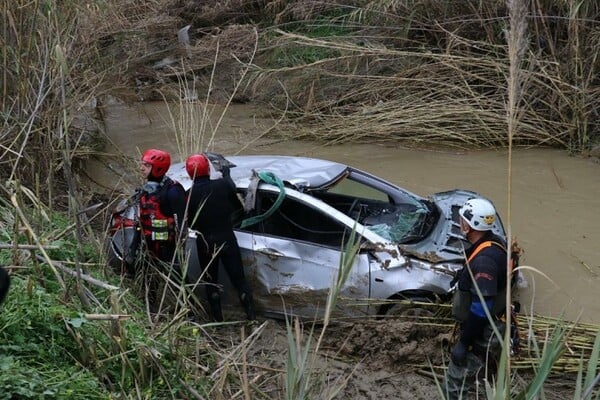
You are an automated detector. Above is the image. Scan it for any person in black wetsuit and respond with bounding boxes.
[445,198,510,399]
[185,153,256,322]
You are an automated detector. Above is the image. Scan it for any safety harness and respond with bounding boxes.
[465,239,521,356]
[467,240,518,276]
[139,177,182,255]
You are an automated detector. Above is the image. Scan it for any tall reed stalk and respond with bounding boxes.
[163,28,259,162]
[504,0,530,393]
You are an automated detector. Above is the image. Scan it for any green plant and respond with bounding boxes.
[283,225,361,400]
[0,275,110,399]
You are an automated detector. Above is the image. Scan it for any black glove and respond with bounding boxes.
[450,341,468,366]
[221,165,231,178]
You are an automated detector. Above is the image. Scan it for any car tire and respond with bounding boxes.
[384,297,434,319]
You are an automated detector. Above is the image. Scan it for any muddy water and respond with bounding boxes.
[92,102,600,324]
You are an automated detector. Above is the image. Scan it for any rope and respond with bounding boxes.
[240,171,286,229]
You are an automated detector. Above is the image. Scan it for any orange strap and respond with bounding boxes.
[467,240,508,265]
[466,240,515,273]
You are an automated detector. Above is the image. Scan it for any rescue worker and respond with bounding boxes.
[185,153,256,322]
[0,265,9,306]
[445,198,509,400]
[138,148,186,305]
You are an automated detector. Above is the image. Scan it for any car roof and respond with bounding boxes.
[168,155,401,250]
[228,155,348,189]
[168,155,349,191]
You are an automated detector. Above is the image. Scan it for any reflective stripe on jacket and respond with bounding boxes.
[139,180,178,244]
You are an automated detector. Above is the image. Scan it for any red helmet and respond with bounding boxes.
[142,149,171,178]
[186,153,210,178]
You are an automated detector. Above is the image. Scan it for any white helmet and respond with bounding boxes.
[459,198,497,231]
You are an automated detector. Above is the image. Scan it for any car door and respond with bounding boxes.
[242,188,371,319]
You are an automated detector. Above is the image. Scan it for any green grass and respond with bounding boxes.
[0,276,110,399]
[0,202,215,398]
[264,19,353,68]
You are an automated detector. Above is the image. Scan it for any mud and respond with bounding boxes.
[206,316,576,399]
[327,320,448,369]
[207,318,445,399]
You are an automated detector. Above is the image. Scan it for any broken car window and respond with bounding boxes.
[244,191,349,249]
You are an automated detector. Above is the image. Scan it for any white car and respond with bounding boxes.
[109,154,506,319]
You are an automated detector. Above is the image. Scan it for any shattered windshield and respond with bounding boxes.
[317,172,432,244]
[365,208,429,243]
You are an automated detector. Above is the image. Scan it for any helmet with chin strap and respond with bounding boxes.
[459,198,497,231]
[186,153,210,178]
[142,149,171,178]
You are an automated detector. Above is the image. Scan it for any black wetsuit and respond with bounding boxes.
[187,174,255,321]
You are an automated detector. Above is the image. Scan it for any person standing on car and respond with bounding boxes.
[138,149,186,304]
[445,198,510,400]
[185,153,256,322]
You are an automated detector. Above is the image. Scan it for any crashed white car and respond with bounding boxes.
[109,154,506,319]
[184,154,507,318]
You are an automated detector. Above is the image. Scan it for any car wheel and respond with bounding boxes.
[384,297,434,320]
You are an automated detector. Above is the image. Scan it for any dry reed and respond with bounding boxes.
[245,0,599,152]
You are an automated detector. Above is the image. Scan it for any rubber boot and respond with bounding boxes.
[240,292,256,321]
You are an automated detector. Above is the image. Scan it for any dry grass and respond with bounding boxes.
[242,0,600,152]
[4,1,596,191]
[1,1,110,206]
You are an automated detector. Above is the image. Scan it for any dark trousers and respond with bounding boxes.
[445,321,506,399]
[143,242,184,312]
[195,234,254,320]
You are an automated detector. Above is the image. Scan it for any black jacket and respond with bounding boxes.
[459,231,508,297]
[187,176,240,243]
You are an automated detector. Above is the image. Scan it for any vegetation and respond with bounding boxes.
[247,1,599,153]
[1,0,599,399]
[1,0,598,191]
[2,205,599,398]
[97,0,598,153]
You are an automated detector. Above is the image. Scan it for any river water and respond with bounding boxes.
[90,101,600,324]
